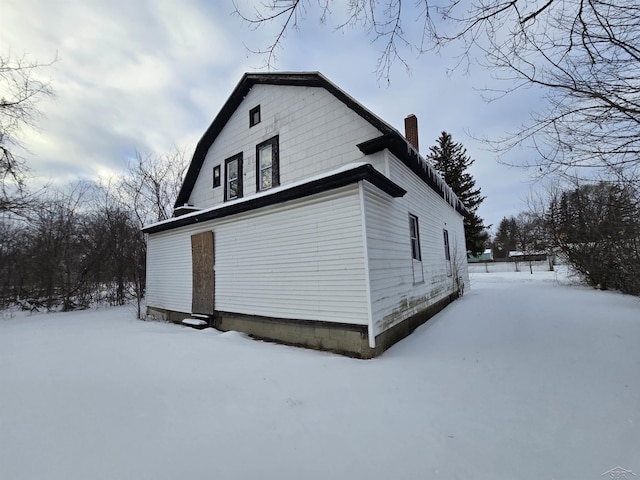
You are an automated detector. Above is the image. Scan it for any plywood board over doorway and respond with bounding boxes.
[191,231,214,315]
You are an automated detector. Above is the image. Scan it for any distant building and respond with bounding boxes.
[468,248,494,263]
[508,251,548,262]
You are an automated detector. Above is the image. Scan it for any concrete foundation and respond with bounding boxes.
[146,292,458,358]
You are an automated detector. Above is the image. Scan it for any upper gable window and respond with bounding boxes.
[249,105,261,127]
[213,165,221,188]
[225,153,243,201]
[256,136,279,192]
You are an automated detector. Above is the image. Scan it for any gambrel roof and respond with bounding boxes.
[174,71,468,217]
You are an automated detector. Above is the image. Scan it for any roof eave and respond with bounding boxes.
[357,134,471,217]
[146,164,405,234]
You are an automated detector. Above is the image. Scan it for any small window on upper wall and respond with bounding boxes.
[256,136,279,192]
[213,165,221,188]
[249,105,261,127]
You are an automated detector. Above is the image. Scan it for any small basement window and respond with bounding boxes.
[249,105,261,127]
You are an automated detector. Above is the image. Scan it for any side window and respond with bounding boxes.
[225,153,243,201]
[256,136,279,192]
[213,165,221,188]
[249,105,261,127]
[443,229,452,276]
[409,214,422,261]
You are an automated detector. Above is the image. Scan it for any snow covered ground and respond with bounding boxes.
[1,268,638,480]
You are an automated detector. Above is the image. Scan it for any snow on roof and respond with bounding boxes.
[509,250,547,257]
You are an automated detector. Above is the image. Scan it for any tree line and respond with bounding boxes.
[2,53,190,316]
[0,151,187,316]
[490,181,640,296]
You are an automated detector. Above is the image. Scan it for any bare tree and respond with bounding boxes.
[1,53,53,213]
[88,180,148,317]
[119,149,189,226]
[116,149,189,318]
[545,180,640,295]
[234,1,416,78]
[21,183,90,311]
[0,213,30,307]
[514,212,550,274]
[0,147,188,315]
[234,1,640,183]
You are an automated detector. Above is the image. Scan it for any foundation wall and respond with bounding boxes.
[147,292,458,358]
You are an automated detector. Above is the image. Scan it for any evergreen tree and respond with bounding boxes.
[493,216,518,258]
[428,131,488,256]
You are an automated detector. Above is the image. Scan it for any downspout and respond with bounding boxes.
[358,181,376,349]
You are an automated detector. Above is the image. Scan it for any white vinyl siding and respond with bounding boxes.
[443,229,452,276]
[146,186,369,325]
[146,229,195,315]
[363,152,469,337]
[188,85,383,208]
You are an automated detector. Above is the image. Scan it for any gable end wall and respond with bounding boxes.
[187,85,384,209]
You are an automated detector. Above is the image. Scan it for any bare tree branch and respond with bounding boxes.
[233,0,640,183]
[0,52,54,211]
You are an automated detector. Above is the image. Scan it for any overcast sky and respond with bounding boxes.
[3,0,543,230]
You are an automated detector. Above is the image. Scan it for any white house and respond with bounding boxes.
[143,72,469,358]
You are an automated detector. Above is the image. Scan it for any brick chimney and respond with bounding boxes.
[404,114,419,152]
